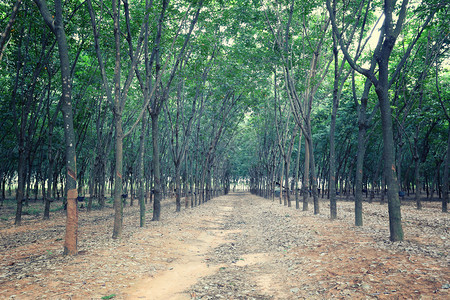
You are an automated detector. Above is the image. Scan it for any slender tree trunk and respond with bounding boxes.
[206,169,212,201]
[354,77,372,226]
[397,140,404,193]
[129,169,134,206]
[442,124,449,212]
[414,156,422,209]
[380,175,386,205]
[137,112,147,227]
[14,145,25,225]
[175,162,181,212]
[308,130,319,215]
[376,75,403,242]
[279,157,284,205]
[1,177,5,206]
[112,115,124,239]
[294,133,302,209]
[190,157,194,208]
[151,113,161,221]
[284,160,290,207]
[35,0,78,254]
[184,154,189,208]
[303,137,310,211]
[271,156,276,202]
[329,45,339,219]
[111,0,123,240]
[43,130,54,220]
[13,30,26,225]
[354,119,367,225]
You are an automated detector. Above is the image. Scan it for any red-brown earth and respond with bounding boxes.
[0,192,448,299]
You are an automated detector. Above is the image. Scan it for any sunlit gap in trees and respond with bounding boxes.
[359,12,384,69]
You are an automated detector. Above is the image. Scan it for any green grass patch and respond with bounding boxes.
[101,294,116,300]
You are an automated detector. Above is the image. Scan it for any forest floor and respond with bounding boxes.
[0,192,449,299]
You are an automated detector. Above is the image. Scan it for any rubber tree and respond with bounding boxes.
[165,45,216,212]
[436,62,449,212]
[328,0,359,220]
[35,0,79,254]
[266,0,333,214]
[327,0,437,241]
[147,0,204,220]
[87,0,148,238]
[273,72,298,207]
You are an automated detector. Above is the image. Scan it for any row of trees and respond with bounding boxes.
[0,0,263,254]
[1,0,449,254]
[246,0,449,242]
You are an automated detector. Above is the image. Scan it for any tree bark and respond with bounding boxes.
[151,113,162,221]
[443,125,449,212]
[111,0,123,240]
[329,43,339,220]
[326,0,425,241]
[137,112,147,227]
[308,126,319,215]
[35,0,79,254]
[294,133,302,209]
[354,76,373,226]
[303,138,310,211]
[375,75,403,241]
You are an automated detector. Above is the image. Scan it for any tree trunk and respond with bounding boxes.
[308,129,319,215]
[279,157,284,205]
[442,123,449,212]
[303,137,310,211]
[375,72,403,241]
[111,0,123,239]
[414,156,422,209]
[112,113,124,239]
[354,78,372,226]
[151,113,161,221]
[14,144,25,225]
[284,160,290,207]
[190,157,194,208]
[56,10,77,254]
[294,133,302,209]
[43,129,54,220]
[137,111,147,227]
[354,117,366,226]
[184,154,189,208]
[329,45,339,219]
[129,169,134,207]
[13,31,26,225]
[1,177,5,206]
[380,175,386,205]
[175,161,181,212]
[35,0,79,254]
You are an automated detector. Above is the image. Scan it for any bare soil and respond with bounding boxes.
[0,192,449,299]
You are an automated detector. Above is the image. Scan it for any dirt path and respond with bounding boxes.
[124,193,449,299]
[1,192,449,299]
[124,205,235,299]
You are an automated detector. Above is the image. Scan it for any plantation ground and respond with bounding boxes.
[0,192,449,299]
